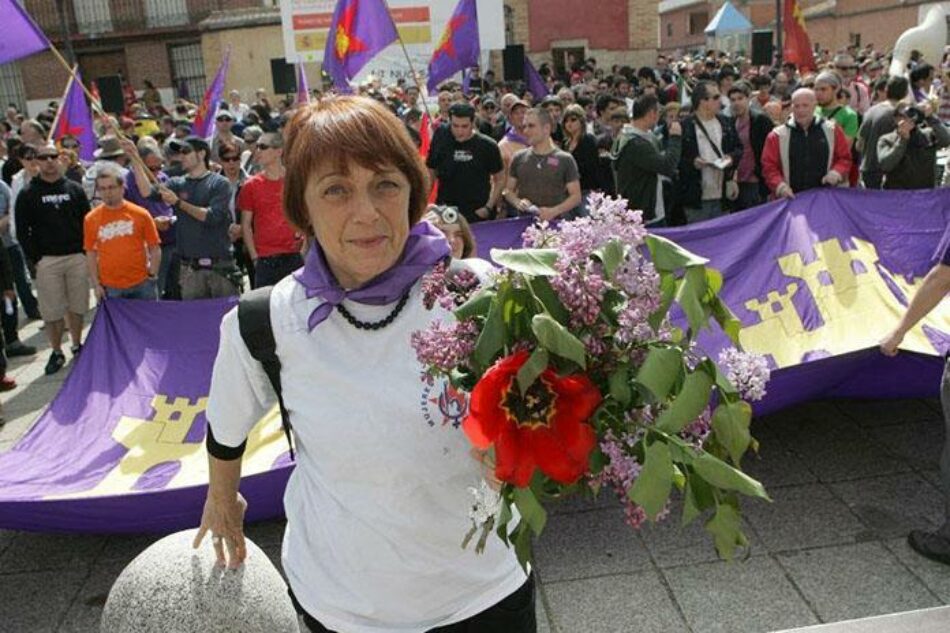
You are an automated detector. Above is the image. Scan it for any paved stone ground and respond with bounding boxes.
[1,314,949,632]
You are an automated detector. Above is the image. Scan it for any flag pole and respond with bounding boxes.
[390,20,430,114]
[46,64,77,143]
[44,41,158,183]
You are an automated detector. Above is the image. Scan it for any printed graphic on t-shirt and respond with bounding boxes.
[453,149,474,163]
[41,193,71,208]
[419,372,469,429]
[97,220,135,242]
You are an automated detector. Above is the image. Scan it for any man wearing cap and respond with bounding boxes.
[15,144,91,375]
[426,103,504,224]
[815,71,859,142]
[540,95,565,144]
[82,136,130,205]
[211,110,245,163]
[128,135,237,300]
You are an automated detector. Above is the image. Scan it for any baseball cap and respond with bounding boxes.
[215,110,236,122]
[168,135,210,154]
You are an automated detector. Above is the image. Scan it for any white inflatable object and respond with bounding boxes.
[889,5,948,77]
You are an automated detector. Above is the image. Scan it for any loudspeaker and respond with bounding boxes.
[270,58,297,95]
[97,75,125,115]
[751,31,774,67]
[503,45,525,82]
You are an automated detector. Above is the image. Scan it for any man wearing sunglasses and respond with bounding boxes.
[129,136,238,300]
[211,110,245,163]
[15,144,91,375]
[238,132,301,288]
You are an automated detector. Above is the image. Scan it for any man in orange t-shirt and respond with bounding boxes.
[84,165,161,300]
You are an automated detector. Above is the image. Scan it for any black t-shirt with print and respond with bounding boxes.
[426,132,503,222]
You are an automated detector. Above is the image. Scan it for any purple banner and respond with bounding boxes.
[53,70,97,162]
[192,51,230,139]
[0,188,946,534]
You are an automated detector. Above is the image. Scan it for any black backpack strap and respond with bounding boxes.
[237,286,295,461]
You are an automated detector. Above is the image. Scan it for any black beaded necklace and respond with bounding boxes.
[336,292,410,330]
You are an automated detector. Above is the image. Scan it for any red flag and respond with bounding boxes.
[419,112,439,204]
[783,0,816,72]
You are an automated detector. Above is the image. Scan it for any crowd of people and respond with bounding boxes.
[0,44,946,397]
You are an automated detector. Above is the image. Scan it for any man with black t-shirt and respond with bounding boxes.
[426,102,504,223]
[15,144,91,375]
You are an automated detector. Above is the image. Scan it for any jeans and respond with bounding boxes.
[8,244,39,317]
[734,182,764,212]
[295,575,536,633]
[158,243,180,300]
[104,278,158,300]
[254,253,303,288]
[684,199,723,224]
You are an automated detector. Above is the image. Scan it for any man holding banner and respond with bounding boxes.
[881,239,950,565]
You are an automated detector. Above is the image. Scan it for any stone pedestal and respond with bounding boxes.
[101,529,299,633]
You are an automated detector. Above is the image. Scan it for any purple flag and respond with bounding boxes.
[461,68,472,94]
[524,56,549,99]
[0,189,948,534]
[323,0,398,92]
[0,0,50,65]
[426,0,479,92]
[192,50,230,138]
[52,70,97,162]
[296,63,310,105]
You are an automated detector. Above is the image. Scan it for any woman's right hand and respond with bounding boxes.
[193,491,248,569]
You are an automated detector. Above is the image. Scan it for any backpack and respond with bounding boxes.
[237,286,295,460]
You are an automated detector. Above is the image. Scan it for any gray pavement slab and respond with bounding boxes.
[0,531,106,574]
[777,542,942,623]
[830,472,944,539]
[542,570,689,633]
[663,555,819,633]
[868,419,944,471]
[534,507,652,582]
[743,483,870,552]
[883,537,950,604]
[0,569,88,632]
[835,399,942,429]
[57,560,125,633]
[742,432,819,488]
[776,605,950,632]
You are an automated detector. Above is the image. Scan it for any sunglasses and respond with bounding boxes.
[220,155,240,162]
[37,154,59,161]
[61,142,79,149]
[216,117,233,122]
[255,143,274,150]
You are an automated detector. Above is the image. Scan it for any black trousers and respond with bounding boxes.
[254,253,304,288]
[293,574,537,633]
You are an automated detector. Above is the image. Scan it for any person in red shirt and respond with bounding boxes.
[238,132,302,288]
[84,165,161,300]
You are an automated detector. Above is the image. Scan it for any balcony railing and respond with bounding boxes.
[25,0,233,39]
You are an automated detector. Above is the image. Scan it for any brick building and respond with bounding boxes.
[659,0,950,60]
[1,0,269,116]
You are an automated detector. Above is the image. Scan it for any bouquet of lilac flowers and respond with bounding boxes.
[412,194,771,568]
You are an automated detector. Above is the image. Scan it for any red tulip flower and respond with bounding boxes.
[463,350,602,487]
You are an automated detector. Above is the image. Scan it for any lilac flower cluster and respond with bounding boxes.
[411,320,479,373]
[681,407,712,449]
[590,429,670,529]
[718,348,771,402]
[550,262,608,327]
[420,261,449,311]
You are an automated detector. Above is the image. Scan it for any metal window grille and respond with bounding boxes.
[74,0,114,35]
[146,0,189,29]
[169,43,206,101]
[504,5,515,45]
[0,63,26,113]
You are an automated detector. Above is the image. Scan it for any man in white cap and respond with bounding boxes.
[210,110,245,163]
[815,71,859,144]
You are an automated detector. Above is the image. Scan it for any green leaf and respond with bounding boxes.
[512,520,534,571]
[709,296,742,344]
[635,347,682,401]
[677,265,709,335]
[682,474,715,526]
[491,248,559,276]
[655,368,714,433]
[454,287,494,322]
[531,313,587,369]
[608,363,632,406]
[516,348,549,395]
[588,444,607,475]
[512,487,548,536]
[705,268,723,296]
[646,234,709,271]
[527,277,570,323]
[711,401,753,466]
[705,501,748,560]
[473,298,505,368]
[649,272,678,331]
[593,240,626,278]
[629,441,674,519]
[495,498,513,547]
[692,451,770,500]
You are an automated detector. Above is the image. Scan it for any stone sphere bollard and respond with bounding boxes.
[101,529,300,633]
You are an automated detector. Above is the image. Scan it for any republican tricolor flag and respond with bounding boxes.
[192,50,230,139]
[0,0,50,65]
[52,70,97,162]
[323,0,398,92]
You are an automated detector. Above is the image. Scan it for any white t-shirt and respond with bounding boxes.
[207,275,525,633]
[695,116,724,202]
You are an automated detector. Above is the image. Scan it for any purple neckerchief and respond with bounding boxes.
[294,221,450,331]
[504,125,528,145]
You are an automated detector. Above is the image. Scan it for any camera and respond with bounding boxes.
[904,106,926,125]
